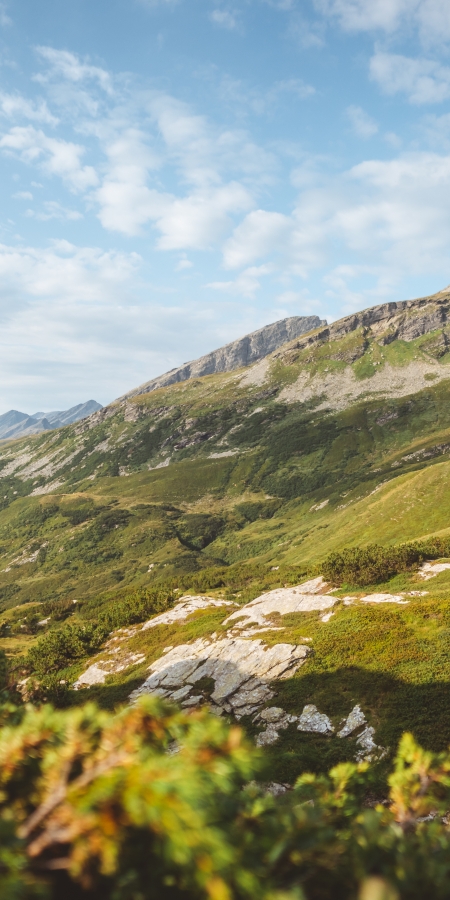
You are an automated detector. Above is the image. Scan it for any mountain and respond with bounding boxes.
[122,314,325,398]
[0,400,102,441]
[1,290,450,782]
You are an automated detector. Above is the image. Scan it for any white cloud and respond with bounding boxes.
[315,0,450,44]
[415,0,450,44]
[273,78,316,99]
[315,0,412,33]
[0,2,11,26]
[0,91,58,124]
[370,52,450,104]
[422,111,450,148]
[346,105,378,138]
[176,255,193,270]
[94,128,163,235]
[25,200,83,221]
[218,74,315,118]
[0,241,140,318]
[0,125,98,191]
[209,8,240,30]
[0,239,279,410]
[218,149,450,301]
[156,183,252,250]
[208,264,273,298]
[13,191,33,200]
[35,46,113,94]
[93,91,262,242]
[223,209,292,268]
[327,151,450,273]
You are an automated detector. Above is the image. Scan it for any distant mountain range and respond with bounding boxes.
[0,400,102,441]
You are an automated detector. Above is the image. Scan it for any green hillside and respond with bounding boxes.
[2,287,450,784]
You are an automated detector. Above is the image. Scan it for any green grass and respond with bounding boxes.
[2,312,450,778]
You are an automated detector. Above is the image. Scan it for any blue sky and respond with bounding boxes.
[2,0,450,411]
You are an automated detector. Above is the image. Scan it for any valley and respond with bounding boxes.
[1,287,450,788]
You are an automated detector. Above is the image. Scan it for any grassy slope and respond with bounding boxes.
[1,321,450,782]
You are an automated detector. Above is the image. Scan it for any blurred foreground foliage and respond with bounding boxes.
[0,696,449,899]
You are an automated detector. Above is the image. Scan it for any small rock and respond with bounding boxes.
[259,706,287,723]
[142,596,236,630]
[257,706,297,729]
[265,782,289,796]
[73,663,109,688]
[256,727,279,746]
[337,704,366,738]
[297,704,334,734]
[355,726,386,761]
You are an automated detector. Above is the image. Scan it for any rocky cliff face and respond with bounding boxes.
[123,315,325,399]
[274,286,450,360]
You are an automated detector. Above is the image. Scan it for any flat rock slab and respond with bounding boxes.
[130,636,311,717]
[142,596,236,630]
[361,593,409,604]
[225,578,335,630]
[418,562,450,580]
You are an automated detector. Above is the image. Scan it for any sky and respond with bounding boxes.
[2,0,450,411]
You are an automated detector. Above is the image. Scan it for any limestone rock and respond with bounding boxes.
[355,726,384,761]
[361,593,408,604]
[225,578,335,631]
[418,562,450,580]
[256,728,279,747]
[337,705,366,738]
[297,705,334,734]
[74,663,110,688]
[142,595,236,630]
[255,706,298,745]
[129,636,311,716]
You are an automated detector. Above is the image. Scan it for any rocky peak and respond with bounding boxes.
[274,286,450,359]
[122,315,325,399]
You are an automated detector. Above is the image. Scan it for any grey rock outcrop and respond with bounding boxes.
[122,315,325,399]
[273,285,450,362]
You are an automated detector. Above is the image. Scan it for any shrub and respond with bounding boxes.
[321,538,450,586]
[97,588,175,631]
[25,623,108,676]
[321,544,422,586]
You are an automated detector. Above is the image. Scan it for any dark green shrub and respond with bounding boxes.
[97,588,174,631]
[322,538,450,586]
[25,623,108,676]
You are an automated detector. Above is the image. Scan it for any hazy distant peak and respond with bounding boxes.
[0,400,102,441]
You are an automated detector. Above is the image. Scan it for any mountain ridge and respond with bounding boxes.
[0,400,102,441]
[121,314,325,399]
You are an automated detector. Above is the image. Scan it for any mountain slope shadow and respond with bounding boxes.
[260,667,450,785]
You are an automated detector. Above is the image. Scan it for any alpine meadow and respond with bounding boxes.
[1,288,450,896]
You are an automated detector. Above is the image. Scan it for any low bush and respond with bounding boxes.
[322,538,450,586]
[96,588,175,631]
[25,623,108,676]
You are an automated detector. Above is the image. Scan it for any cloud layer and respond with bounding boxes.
[1,0,450,410]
